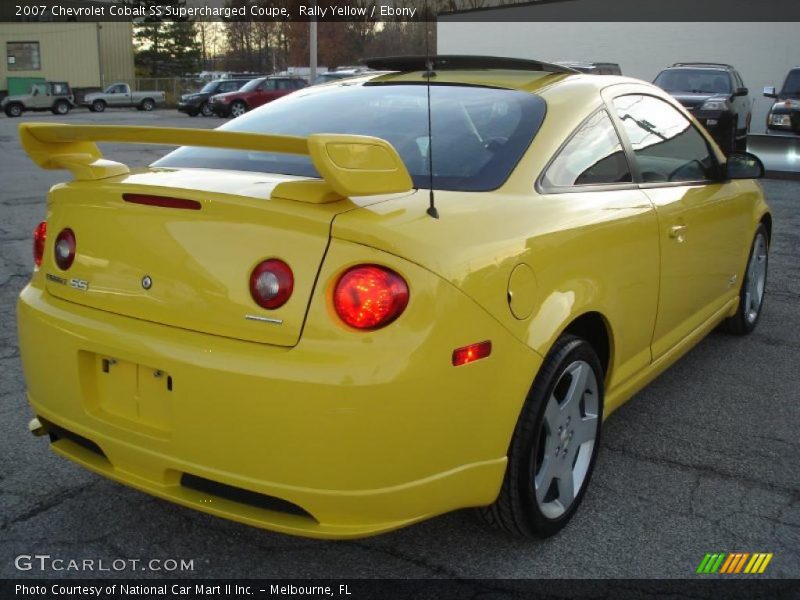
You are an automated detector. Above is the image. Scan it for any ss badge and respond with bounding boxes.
[69,278,89,292]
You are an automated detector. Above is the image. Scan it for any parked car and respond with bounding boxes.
[209,76,306,117]
[17,55,770,540]
[1,82,74,117]
[82,83,166,113]
[178,78,255,117]
[763,67,800,135]
[555,61,622,75]
[653,62,752,154]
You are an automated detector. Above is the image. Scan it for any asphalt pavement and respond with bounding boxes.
[0,109,798,580]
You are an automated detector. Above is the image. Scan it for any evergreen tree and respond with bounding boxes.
[164,21,201,76]
[130,0,199,77]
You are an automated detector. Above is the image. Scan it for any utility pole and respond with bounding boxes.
[309,0,317,83]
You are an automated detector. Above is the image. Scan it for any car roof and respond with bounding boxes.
[666,63,734,71]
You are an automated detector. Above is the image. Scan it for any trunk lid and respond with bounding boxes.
[44,168,399,346]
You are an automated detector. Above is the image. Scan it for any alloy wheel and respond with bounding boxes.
[744,232,768,324]
[534,360,600,519]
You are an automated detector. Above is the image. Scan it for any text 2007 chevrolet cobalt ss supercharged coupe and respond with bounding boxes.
[17,56,770,539]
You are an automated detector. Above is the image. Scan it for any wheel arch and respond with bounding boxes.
[560,311,613,381]
[760,212,772,243]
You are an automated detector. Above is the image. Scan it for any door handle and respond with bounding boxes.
[669,224,688,239]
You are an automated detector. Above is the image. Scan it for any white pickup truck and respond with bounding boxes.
[82,83,166,112]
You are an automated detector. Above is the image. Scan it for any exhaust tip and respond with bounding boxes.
[28,417,47,437]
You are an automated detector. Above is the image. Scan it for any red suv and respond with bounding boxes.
[210,76,307,118]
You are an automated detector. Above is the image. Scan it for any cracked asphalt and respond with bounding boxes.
[0,110,798,580]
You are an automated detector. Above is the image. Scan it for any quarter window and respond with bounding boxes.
[542,109,631,188]
[613,95,718,183]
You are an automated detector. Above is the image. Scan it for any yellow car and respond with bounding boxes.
[17,56,771,539]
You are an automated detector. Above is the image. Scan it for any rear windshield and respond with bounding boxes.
[654,69,732,94]
[153,83,546,192]
[782,70,800,97]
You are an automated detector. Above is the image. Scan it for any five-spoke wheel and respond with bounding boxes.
[478,334,603,538]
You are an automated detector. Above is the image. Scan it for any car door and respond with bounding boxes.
[252,79,277,107]
[31,84,48,109]
[610,92,749,359]
[110,84,128,106]
[537,108,660,388]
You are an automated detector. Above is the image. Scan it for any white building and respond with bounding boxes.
[438,11,797,134]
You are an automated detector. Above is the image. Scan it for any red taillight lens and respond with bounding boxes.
[250,259,293,309]
[54,228,76,270]
[452,341,492,367]
[33,221,47,268]
[334,265,409,330]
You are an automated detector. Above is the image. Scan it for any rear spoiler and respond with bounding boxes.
[19,123,413,203]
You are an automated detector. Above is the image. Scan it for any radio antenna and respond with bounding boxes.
[424,1,439,219]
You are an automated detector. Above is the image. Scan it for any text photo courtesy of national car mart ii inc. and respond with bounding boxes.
[14,583,355,597]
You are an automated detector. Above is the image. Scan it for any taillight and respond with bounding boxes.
[334,265,409,330]
[33,221,47,268]
[452,341,492,367]
[250,259,293,309]
[54,228,76,270]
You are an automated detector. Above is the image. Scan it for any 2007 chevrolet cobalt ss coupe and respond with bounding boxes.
[18,56,770,539]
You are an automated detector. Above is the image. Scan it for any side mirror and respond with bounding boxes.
[734,87,748,97]
[763,86,777,98]
[725,152,764,180]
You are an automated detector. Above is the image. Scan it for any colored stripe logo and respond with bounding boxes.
[696,552,773,574]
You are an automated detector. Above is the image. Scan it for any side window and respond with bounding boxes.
[541,109,631,188]
[221,81,236,92]
[612,95,718,184]
[259,80,277,91]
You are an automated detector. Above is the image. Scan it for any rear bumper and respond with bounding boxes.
[17,253,540,538]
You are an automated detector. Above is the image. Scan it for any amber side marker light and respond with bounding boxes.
[452,341,492,367]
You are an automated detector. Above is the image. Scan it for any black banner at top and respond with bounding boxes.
[3,0,800,23]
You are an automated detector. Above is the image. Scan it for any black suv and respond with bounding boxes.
[653,63,752,153]
[764,67,800,136]
[178,78,254,117]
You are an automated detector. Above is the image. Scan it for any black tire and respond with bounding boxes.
[140,98,155,112]
[5,103,23,117]
[92,99,106,113]
[477,334,604,538]
[230,100,247,118]
[51,100,70,115]
[200,102,213,117]
[722,223,769,335]
[720,122,736,156]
